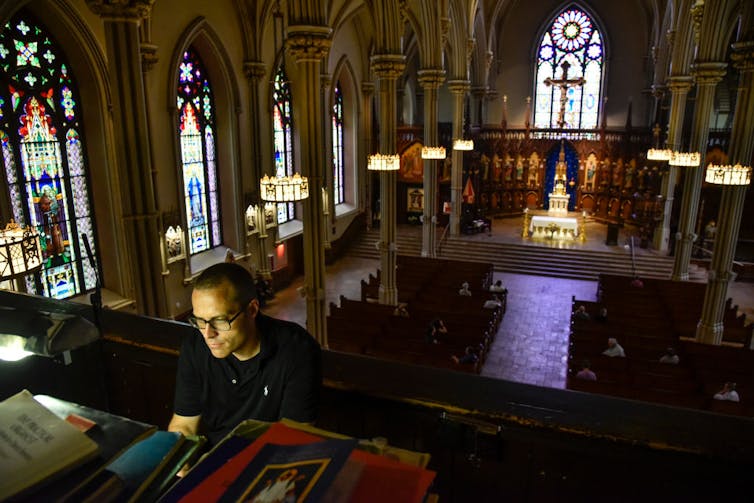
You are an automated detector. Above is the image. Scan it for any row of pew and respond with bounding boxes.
[327,255,501,373]
[567,274,754,417]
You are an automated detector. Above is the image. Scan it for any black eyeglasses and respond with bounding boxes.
[188,302,250,331]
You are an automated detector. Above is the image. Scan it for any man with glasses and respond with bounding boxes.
[168,262,321,446]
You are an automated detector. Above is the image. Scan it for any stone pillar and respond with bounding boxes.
[371,55,405,305]
[471,87,486,127]
[85,0,166,316]
[361,82,375,228]
[286,26,332,345]
[671,62,726,280]
[447,80,470,237]
[696,41,754,344]
[321,72,333,250]
[243,61,271,277]
[653,76,693,252]
[418,69,445,258]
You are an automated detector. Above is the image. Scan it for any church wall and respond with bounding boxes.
[490,0,652,128]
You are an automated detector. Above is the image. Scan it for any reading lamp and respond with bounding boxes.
[0,306,99,362]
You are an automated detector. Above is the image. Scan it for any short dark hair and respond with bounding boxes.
[194,262,257,306]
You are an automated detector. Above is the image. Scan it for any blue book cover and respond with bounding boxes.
[105,430,183,495]
[218,438,357,503]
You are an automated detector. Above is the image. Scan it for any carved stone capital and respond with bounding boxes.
[691,62,727,86]
[667,75,694,93]
[85,0,155,20]
[140,42,158,72]
[730,41,754,73]
[447,79,471,95]
[690,0,704,45]
[361,81,376,95]
[243,61,267,81]
[285,26,332,63]
[471,86,488,99]
[650,84,666,99]
[466,38,475,62]
[370,54,406,79]
[417,68,445,90]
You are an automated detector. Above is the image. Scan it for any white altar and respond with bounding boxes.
[529,215,579,240]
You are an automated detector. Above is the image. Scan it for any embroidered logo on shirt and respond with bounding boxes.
[264,385,269,396]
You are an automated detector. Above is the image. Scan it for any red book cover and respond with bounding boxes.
[180,422,435,503]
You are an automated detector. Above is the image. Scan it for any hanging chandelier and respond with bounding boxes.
[669,151,700,167]
[0,220,43,281]
[260,173,310,202]
[421,146,446,159]
[367,153,400,171]
[704,163,751,186]
[646,148,672,161]
[453,139,474,151]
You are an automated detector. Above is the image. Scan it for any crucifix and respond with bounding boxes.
[544,61,585,128]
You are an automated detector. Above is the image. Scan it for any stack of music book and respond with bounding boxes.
[160,419,437,503]
[0,390,205,502]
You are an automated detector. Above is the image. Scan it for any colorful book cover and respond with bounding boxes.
[217,438,357,503]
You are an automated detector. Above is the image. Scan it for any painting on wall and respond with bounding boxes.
[399,142,424,183]
[407,187,424,212]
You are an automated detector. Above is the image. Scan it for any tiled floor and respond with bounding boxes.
[263,215,754,390]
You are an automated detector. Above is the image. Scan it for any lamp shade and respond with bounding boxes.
[367,153,400,171]
[704,163,751,186]
[260,173,310,202]
[647,148,672,161]
[0,221,43,280]
[669,151,700,167]
[421,146,446,159]
[453,139,474,151]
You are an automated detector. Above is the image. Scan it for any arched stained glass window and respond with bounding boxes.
[0,13,97,299]
[534,7,604,129]
[272,65,294,223]
[177,47,221,254]
[331,81,344,205]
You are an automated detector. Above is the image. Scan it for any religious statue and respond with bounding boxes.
[480,153,490,181]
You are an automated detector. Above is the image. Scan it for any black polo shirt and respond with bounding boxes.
[174,313,322,445]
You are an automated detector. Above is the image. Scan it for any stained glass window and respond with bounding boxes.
[272,65,294,223]
[534,7,604,129]
[177,47,221,254]
[331,81,345,205]
[0,13,97,299]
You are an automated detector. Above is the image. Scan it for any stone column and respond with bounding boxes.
[85,0,166,316]
[471,87,486,127]
[286,26,332,345]
[243,61,271,277]
[418,69,445,258]
[447,80,470,237]
[696,41,754,344]
[653,76,693,252]
[361,82,375,229]
[371,55,405,305]
[671,62,727,280]
[321,72,333,250]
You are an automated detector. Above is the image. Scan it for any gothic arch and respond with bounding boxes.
[331,56,359,207]
[0,0,132,299]
[168,17,244,263]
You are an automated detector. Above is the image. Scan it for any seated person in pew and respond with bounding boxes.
[713,382,740,402]
[426,318,448,344]
[573,305,590,321]
[659,347,679,365]
[489,280,506,293]
[452,345,480,366]
[575,360,597,381]
[595,307,608,323]
[483,294,503,310]
[602,337,626,358]
[458,281,472,296]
